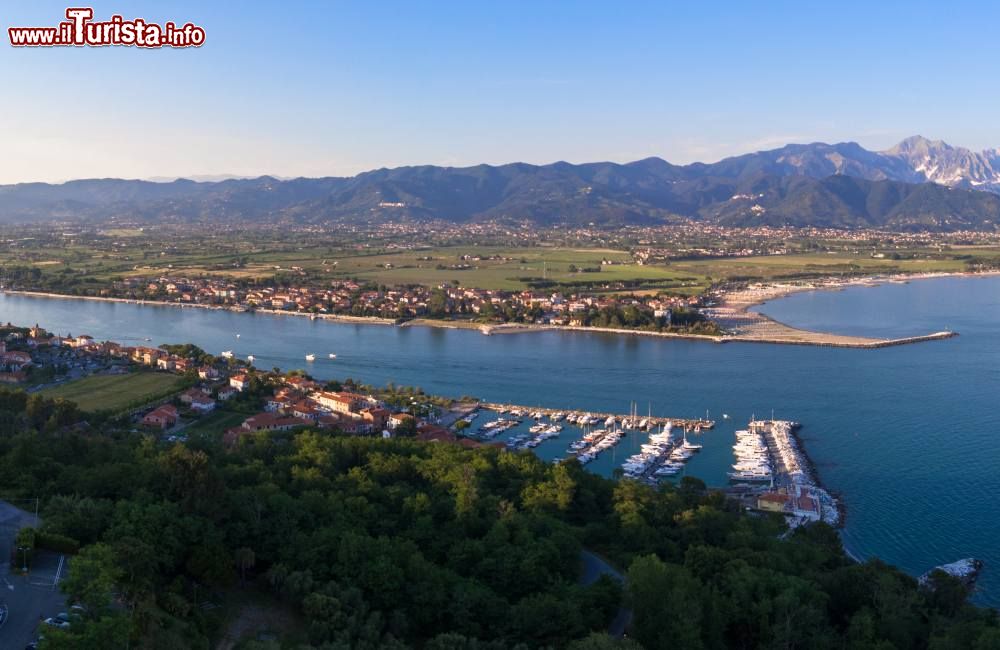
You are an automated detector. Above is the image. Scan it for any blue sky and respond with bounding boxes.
[2,0,1000,183]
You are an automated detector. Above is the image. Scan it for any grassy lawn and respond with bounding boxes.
[40,372,186,412]
[183,409,247,437]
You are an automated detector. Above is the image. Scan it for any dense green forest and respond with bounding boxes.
[0,388,997,649]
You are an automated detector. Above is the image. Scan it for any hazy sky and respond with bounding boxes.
[3,0,1000,183]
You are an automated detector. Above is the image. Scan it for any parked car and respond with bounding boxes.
[42,613,71,629]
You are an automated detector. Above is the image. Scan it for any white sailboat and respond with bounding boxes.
[681,428,703,451]
[305,353,316,362]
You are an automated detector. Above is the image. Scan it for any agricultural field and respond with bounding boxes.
[39,372,186,413]
[6,227,1000,297]
[1,236,711,293]
[318,246,705,291]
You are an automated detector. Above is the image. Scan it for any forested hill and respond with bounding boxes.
[0,388,997,648]
[6,138,1000,230]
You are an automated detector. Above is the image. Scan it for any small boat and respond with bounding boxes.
[236,333,241,339]
[247,355,255,363]
[305,353,316,362]
[329,353,337,359]
[221,350,234,359]
[722,413,731,419]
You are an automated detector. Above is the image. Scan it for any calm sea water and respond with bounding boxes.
[1,277,998,604]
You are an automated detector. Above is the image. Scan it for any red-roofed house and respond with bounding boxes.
[389,413,414,430]
[416,424,456,444]
[291,401,321,421]
[142,404,178,429]
[229,374,250,392]
[313,391,366,414]
[189,394,216,414]
[241,413,303,432]
[179,387,210,404]
[362,407,390,431]
[794,491,821,521]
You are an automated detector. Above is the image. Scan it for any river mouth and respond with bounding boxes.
[2,277,999,605]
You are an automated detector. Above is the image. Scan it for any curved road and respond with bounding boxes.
[580,550,632,638]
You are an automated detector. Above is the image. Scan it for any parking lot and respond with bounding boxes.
[0,501,68,649]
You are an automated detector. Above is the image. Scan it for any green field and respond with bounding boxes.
[40,372,186,413]
[318,246,707,291]
[0,238,708,292]
[6,230,1000,297]
[671,252,971,281]
[183,409,247,437]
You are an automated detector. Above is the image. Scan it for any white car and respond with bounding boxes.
[42,616,70,629]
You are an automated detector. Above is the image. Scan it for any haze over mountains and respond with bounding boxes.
[5,136,1000,231]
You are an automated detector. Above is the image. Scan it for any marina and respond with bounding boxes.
[731,420,841,528]
[619,423,703,483]
[472,402,713,481]
[480,402,714,432]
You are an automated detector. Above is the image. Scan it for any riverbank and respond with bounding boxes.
[0,291,400,325]
[1,291,721,341]
[0,273,979,348]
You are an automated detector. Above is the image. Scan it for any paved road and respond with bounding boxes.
[0,501,67,649]
[580,550,633,638]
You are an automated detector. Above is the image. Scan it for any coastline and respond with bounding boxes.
[719,270,1000,313]
[2,269,990,347]
[1,290,398,326]
[701,270,1000,347]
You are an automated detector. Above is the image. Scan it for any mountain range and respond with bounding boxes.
[5,135,1000,231]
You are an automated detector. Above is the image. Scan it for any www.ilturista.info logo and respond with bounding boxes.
[8,7,205,48]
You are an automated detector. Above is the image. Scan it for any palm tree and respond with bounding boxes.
[235,547,255,588]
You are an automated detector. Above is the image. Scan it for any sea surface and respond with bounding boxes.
[1,276,998,604]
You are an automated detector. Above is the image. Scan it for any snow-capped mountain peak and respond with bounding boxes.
[882,135,1000,190]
